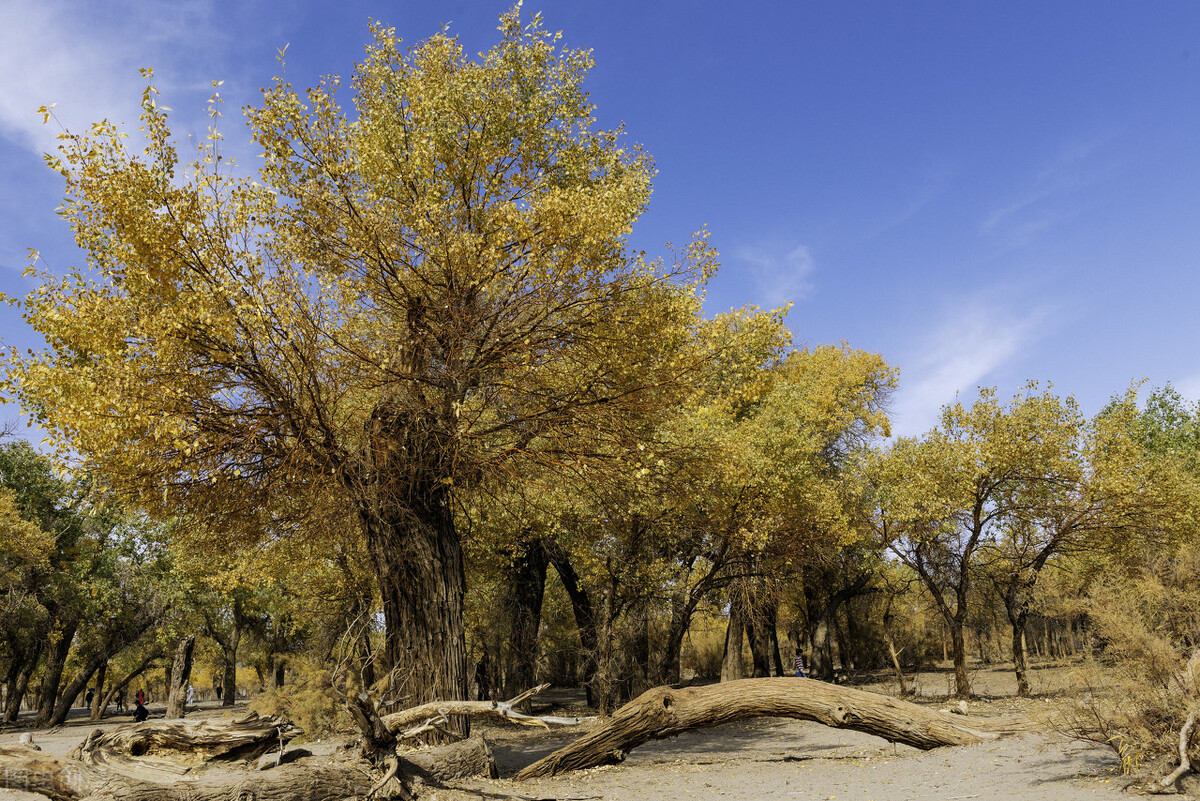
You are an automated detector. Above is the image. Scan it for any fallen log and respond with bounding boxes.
[0,748,372,801]
[67,711,302,782]
[0,717,373,801]
[400,733,498,783]
[379,683,594,735]
[516,677,1032,779]
[0,745,104,801]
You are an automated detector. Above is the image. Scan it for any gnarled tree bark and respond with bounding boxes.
[516,677,1030,779]
[164,635,195,719]
[0,714,370,801]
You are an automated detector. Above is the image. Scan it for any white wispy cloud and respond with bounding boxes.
[889,299,1050,438]
[867,161,957,239]
[731,241,815,308]
[981,134,1116,252]
[0,0,231,154]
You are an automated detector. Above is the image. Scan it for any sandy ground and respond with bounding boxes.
[0,665,1185,800]
[477,720,1129,801]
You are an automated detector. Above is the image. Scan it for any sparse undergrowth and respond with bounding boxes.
[1051,545,1200,791]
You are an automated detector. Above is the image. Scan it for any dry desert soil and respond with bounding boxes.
[0,663,1183,801]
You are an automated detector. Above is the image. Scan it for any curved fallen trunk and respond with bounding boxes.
[517,677,1031,779]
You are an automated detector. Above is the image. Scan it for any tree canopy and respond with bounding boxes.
[3,8,759,707]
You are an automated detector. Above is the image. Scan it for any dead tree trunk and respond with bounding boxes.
[516,678,1030,779]
[0,744,373,801]
[69,713,303,774]
[0,713,371,801]
[401,734,498,783]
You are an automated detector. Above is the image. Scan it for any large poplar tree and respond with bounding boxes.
[6,9,708,707]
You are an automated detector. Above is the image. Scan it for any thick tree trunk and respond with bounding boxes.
[402,734,498,783]
[744,615,771,678]
[358,487,468,724]
[1001,578,1033,698]
[516,678,1030,779]
[50,655,106,727]
[4,637,41,722]
[768,603,785,677]
[810,611,835,681]
[70,713,302,770]
[2,656,18,717]
[165,635,195,719]
[745,599,775,679]
[628,599,652,697]
[352,405,470,730]
[659,592,689,685]
[206,597,244,709]
[221,641,238,707]
[35,618,79,727]
[950,617,971,699]
[89,661,107,721]
[1012,624,1031,696]
[720,594,745,682]
[590,587,620,714]
[547,545,599,705]
[501,538,548,702]
[841,601,859,674]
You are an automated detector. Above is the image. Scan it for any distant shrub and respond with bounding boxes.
[249,662,350,741]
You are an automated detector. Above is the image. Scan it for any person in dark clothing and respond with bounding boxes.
[84,688,94,707]
[133,700,149,722]
[216,684,223,702]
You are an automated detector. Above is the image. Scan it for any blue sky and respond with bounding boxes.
[1,1,1198,438]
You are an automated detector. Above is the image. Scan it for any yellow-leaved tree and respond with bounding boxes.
[5,9,710,709]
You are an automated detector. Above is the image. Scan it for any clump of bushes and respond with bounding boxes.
[1056,544,1200,790]
[249,661,351,741]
